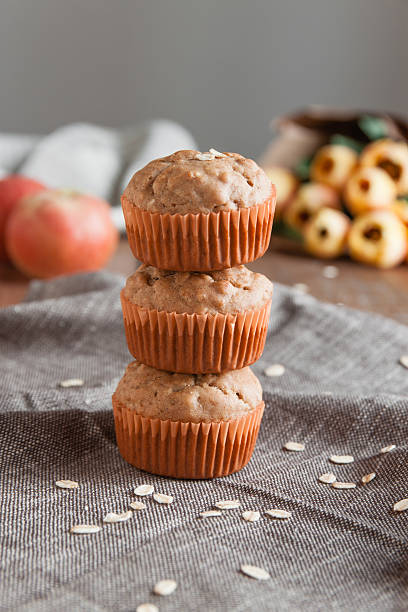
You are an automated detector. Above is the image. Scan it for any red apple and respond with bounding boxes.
[0,175,45,261]
[5,189,118,278]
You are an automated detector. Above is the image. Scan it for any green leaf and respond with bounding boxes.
[294,156,313,181]
[358,115,388,141]
[273,219,303,242]
[330,134,364,153]
[397,194,408,203]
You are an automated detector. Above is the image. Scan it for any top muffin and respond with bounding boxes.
[123,149,273,214]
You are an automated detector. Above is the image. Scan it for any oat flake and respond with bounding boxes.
[264,364,285,377]
[362,473,376,484]
[70,524,100,534]
[329,454,354,464]
[393,498,408,512]
[293,283,309,294]
[55,479,78,489]
[153,493,174,504]
[284,441,305,452]
[380,444,396,454]
[137,604,158,612]
[242,511,260,522]
[265,509,292,519]
[240,564,270,580]
[331,482,356,490]
[153,579,177,596]
[214,500,240,510]
[134,484,154,496]
[129,501,146,511]
[59,379,84,388]
[322,265,339,279]
[196,151,216,161]
[103,511,132,523]
[209,148,225,158]
[318,473,336,484]
[200,510,222,518]
[399,355,408,369]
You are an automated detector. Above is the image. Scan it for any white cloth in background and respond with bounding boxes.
[0,120,197,230]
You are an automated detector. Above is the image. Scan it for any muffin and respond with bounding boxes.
[120,264,273,373]
[112,361,264,478]
[121,149,276,271]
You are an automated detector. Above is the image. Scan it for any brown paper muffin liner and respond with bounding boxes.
[120,290,272,374]
[121,189,276,271]
[112,398,264,479]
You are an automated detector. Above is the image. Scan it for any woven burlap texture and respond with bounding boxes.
[1,272,407,612]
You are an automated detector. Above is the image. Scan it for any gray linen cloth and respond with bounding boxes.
[1,272,408,611]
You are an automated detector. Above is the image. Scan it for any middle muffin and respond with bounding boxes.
[121,264,273,374]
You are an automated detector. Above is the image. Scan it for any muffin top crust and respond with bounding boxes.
[113,362,263,422]
[122,149,273,214]
[123,264,273,315]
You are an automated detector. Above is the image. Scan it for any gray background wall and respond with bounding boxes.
[0,0,407,159]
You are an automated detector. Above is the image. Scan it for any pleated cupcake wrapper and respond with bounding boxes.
[121,191,276,271]
[112,398,264,479]
[120,291,272,374]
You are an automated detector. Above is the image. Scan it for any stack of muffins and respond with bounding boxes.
[112,149,276,479]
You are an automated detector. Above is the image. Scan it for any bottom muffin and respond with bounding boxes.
[112,362,264,479]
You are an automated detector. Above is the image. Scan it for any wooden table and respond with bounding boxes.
[1,236,407,324]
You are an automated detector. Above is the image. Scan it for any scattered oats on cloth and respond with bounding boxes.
[331,482,356,490]
[242,510,260,522]
[318,473,336,484]
[362,473,376,484]
[265,509,292,519]
[240,565,270,580]
[330,455,354,464]
[380,444,396,453]
[153,579,177,596]
[129,501,146,511]
[55,479,78,489]
[153,493,174,504]
[284,441,305,452]
[103,511,132,523]
[264,364,285,377]
[136,604,158,612]
[214,500,240,510]
[3,271,408,611]
[200,510,222,518]
[134,484,154,496]
[70,524,100,535]
[393,498,408,512]
[59,379,84,388]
